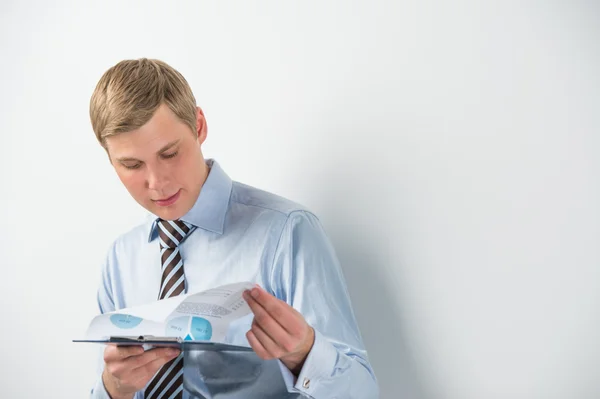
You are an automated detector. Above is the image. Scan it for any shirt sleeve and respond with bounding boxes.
[268,210,380,399]
[89,242,144,399]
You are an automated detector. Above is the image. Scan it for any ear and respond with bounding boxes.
[196,106,207,145]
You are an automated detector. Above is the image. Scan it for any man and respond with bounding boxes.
[88,58,378,398]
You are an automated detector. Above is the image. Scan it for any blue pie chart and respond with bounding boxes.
[110,314,143,329]
[190,317,212,340]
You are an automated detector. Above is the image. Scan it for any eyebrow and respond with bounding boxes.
[116,139,181,163]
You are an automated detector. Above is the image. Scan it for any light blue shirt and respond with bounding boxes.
[91,159,379,398]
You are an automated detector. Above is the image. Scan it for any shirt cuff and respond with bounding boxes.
[90,376,112,399]
[277,328,338,398]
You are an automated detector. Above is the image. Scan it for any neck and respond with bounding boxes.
[199,159,210,187]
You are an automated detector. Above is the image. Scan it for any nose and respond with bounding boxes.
[146,165,169,191]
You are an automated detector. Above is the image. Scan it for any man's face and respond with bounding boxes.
[105,104,208,221]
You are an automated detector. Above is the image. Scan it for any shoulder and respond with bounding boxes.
[230,181,330,243]
[230,180,316,219]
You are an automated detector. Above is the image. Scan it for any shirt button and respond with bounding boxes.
[302,378,311,389]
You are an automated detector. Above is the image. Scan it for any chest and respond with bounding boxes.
[120,233,273,309]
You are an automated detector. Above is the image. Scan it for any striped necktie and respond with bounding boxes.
[145,219,195,399]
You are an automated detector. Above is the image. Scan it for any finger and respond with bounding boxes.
[106,347,179,379]
[244,293,292,347]
[246,329,273,360]
[250,320,286,358]
[245,287,300,333]
[104,344,145,363]
[129,353,181,387]
[128,348,180,371]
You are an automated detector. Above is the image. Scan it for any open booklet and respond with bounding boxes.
[73,282,255,352]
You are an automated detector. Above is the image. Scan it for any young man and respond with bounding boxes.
[88,58,378,399]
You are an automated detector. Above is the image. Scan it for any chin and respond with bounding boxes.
[156,209,183,221]
[153,203,192,221]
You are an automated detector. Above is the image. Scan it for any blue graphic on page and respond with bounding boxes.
[110,314,143,329]
[190,317,212,340]
[165,316,212,340]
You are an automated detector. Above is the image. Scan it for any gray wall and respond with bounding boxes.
[1,1,598,398]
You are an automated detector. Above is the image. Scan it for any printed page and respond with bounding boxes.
[82,282,254,343]
[165,282,255,342]
[85,313,166,340]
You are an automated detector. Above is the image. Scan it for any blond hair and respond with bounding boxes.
[90,58,197,148]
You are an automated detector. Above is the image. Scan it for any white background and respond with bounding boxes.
[1,1,599,398]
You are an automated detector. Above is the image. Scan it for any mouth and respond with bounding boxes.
[152,190,181,207]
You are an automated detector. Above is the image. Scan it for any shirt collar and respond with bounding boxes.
[147,159,232,242]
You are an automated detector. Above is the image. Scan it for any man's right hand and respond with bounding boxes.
[102,345,181,399]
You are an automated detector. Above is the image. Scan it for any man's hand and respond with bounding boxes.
[102,345,180,399]
[243,285,315,375]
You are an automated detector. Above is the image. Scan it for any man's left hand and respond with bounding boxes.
[243,285,315,375]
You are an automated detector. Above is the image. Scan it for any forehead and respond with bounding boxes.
[106,105,192,157]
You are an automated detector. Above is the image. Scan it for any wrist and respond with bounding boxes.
[281,327,315,375]
[102,369,135,399]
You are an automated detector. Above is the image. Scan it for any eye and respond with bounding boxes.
[122,163,142,170]
[162,151,178,159]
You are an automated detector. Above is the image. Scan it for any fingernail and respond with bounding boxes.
[251,288,259,298]
[168,348,180,356]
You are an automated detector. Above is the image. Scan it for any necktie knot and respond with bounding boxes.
[157,219,194,249]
